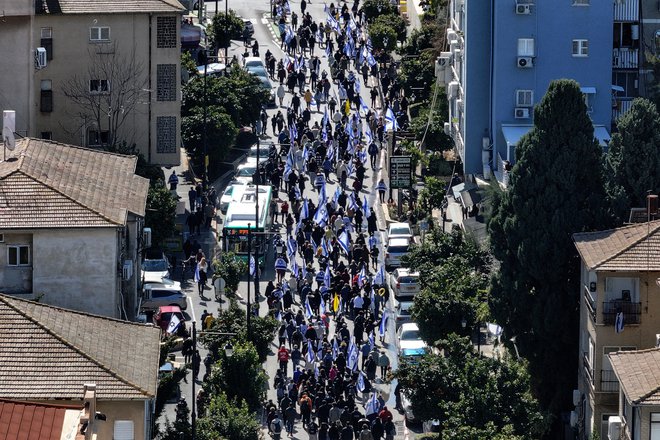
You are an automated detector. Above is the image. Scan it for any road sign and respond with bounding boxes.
[389,156,412,189]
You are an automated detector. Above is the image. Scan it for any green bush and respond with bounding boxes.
[211,252,247,294]
[363,0,398,22]
[197,392,261,440]
[369,22,398,52]
[373,13,407,44]
[207,10,245,50]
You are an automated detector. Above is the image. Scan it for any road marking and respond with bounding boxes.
[261,17,269,24]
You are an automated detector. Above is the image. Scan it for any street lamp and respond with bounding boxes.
[224,342,234,357]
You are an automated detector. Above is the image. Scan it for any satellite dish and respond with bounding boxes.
[3,127,15,151]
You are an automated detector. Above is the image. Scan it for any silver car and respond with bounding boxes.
[389,268,421,298]
[141,283,187,311]
[384,237,412,270]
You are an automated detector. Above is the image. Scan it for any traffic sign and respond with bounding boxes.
[390,156,412,189]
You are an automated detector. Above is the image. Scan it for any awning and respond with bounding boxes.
[181,24,202,48]
[611,85,625,93]
[501,125,532,147]
[594,126,611,146]
[580,86,597,94]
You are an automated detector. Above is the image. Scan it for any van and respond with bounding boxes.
[385,237,412,270]
[141,283,187,311]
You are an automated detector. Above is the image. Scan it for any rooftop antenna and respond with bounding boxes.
[2,110,16,162]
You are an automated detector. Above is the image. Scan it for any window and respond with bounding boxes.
[156,16,177,48]
[89,79,109,94]
[8,245,30,266]
[40,132,52,140]
[156,64,177,101]
[156,116,177,153]
[113,420,134,440]
[572,39,589,57]
[89,26,110,42]
[516,90,533,107]
[40,27,53,60]
[517,38,535,56]
[651,413,660,440]
[40,80,52,113]
[88,130,109,146]
[613,23,635,48]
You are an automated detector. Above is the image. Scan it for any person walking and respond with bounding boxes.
[377,351,390,380]
[277,345,290,375]
[376,179,387,203]
[168,170,179,190]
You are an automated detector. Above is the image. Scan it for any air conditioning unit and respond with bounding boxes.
[516,4,532,14]
[443,122,450,135]
[608,416,622,440]
[456,99,464,111]
[35,47,47,69]
[446,29,457,42]
[514,107,530,119]
[517,56,533,68]
[143,227,152,248]
[122,260,134,280]
[569,411,578,428]
[572,389,582,406]
[448,81,460,98]
[453,49,462,62]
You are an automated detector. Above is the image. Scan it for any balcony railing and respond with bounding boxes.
[600,369,619,393]
[613,48,639,69]
[582,352,594,385]
[602,300,641,325]
[584,286,596,322]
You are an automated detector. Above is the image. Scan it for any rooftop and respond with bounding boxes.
[0,399,81,440]
[0,138,149,228]
[572,220,660,271]
[609,348,660,405]
[0,294,161,400]
[36,0,185,14]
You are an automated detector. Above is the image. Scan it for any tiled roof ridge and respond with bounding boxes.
[24,138,140,167]
[574,220,660,269]
[7,170,122,226]
[0,294,153,397]
[610,348,660,404]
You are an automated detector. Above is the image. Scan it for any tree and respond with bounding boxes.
[61,43,147,149]
[211,252,247,294]
[181,107,237,166]
[604,97,660,223]
[203,341,267,410]
[399,51,437,101]
[373,14,407,44]
[410,103,453,151]
[418,176,448,215]
[160,398,192,440]
[197,392,261,440]
[363,0,398,22]
[368,23,398,53]
[394,335,546,438]
[487,79,608,425]
[145,183,177,247]
[207,10,245,51]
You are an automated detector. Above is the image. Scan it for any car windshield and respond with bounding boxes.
[388,245,409,253]
[223,186,234,196]
[391,227,411,235]
[151,289,179,298]
[248,66,268,77]
[237,167,255,176]
[401,329,421,340]
[143,260,168,271]
[399,276,419,284]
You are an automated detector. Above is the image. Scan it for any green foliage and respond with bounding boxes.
[154,367,188,421]
[488,79,608,420]
[399,21,444,57]
[369,22,398,52]
[373,13,407,43]
[181,51,198,80]
[208,10,245,49]
[145,183,177,247]
[201,299,278,362]
[197,392,261,440]
[394,335,546,438]
[399,51,436,102]
[605,97,660,223]
[410,104,452,152]
[417,176,447,216]
[160,398,192,440]
[181,107,237,166]
[159,336,177,367]
[211,252,247,294]
[363,0,398,22]
[400,139,426,171]
[203,341,267,410]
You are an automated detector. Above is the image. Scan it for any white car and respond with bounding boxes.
[394,299,414,329]
[234,163,257,184]
[219,183,244,213]
[141,248,170,279]
[397,322,427,361]
[142,274,181,291]
[385,237,412,270]
[245,145,270,164]
[388,222,413,240]
[141,283,188,311]
[389,268,421,298]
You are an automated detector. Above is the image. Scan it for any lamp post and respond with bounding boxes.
[247,222,252,341]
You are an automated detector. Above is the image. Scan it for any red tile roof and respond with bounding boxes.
[0,400,78,440]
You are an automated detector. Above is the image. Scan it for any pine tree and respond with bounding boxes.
[488,79,608,427]
[605,97,660,222]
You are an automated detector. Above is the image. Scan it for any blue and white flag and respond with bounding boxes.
[358,265,367,287]
[348,192,358,211]
[294,185,301,200]
[284,161,293,180]
[379,311,388,337]
[324,265,332,287]
[301,198,310,220]
[290,258,299,277]
[374,265,386,285]
[385,107,398,131]
[194,263,200,283]
[615,312,625,333]
[322,108,329,126]
[320,297,326,314]
[249,255,256,276]
[357,372,366,393]
[364,126,373,145]
[348,341,359,371]
[368,332,375,350]
[354,78,361,94]
[360,96,370,115]
[338,231,350,254]
[317,343,323,360]
[326,144,334,160]
[276,310,282,321]
[333,187,341,205]
[307,340,315,363]
[332,338,339,360]
[319,182,327,205]
[346,161,354,177]
[365,392,379,415]
[321,237,329,257]
[314,363,320,379]
[301,262,307,280]
[313,205,328,227]
[366,51,377,67]
[316,30,324,44]
[275,257,288,272]
[325,43,332,57]
[289,123,298,141]
[285,25,294,44]
[363,195,370,218]
[359,149,368,166]
[305,297,313,318]
[166,314,182,334]
[288,237,298,256]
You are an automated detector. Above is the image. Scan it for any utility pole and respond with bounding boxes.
[247,223,252,341]
[254,141,260,304]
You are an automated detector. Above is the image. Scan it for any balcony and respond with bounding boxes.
[613,48,638,69]
[582,352,594,385]
[602,300,641,325]
[583,286,596,322]
[600,369,619,393]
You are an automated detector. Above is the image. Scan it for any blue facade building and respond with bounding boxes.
[439,0,614,183]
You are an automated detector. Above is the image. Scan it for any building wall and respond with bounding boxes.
[578,265,660,439]
[491,1,613,169]
[97,400,149,440]
[31,12,180,166]
[0,233,35,293]
[31,228,120,318]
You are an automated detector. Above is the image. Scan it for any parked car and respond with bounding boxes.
[389,268,421,298]
[142,248,171,279]
[154,305,186,332]
[141,283,187,311]
[142,274,181,290]
[394,299,414,329]
[234,163,257,184]
[388,222,413,240]
[384,237,412,270]
[196,62,226,77]
[245,145,270,164]
[397,322,427,362]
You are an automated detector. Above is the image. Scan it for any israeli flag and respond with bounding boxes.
[346,161,354,177]
[385,107,398,131]
[249,255,256,276]
[365,126,373,145]
[360,97,370,116]
[348,192,358,211]
[301,198,310,219]
[290,258,299,277]
[322,108,329,126]
[321,238,329,257]
[317,343,323,360]
[285,25,294,44]
[348,342,359,371]
[379,311,388,337]
[615,312,624,333]
[338,231,350,254]
[320,297,326,314]
[326,144,334,160]
[289,123,297,141]
[316,30,324,44]
[324,265,332,288]
[368,332,375,350]
[294,185,302,200]
[194,263,200,283]
[333,187,341,204]
[362,195,370,218]
[358,265,366,287]
[285,0,291,12]
[325,43,332,57]
[305,297,313,318]
[367,51,377,67]
[287,237,297,256]
[273,287,283,299]
[275,257,288,272]
[307,340,315,363]
[166,314,182,334]
[332,338,339,359]
[354,78,361,94]
[310,236,318,253]
[374,265,386,285]
[365,392,379,415]
[357,372,366,393]
[276,310,282,321]
[314,206,328,227]
[359,149,368,166]
[319,181,327,203]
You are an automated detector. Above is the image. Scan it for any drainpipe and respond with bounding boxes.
[148,13,153,164]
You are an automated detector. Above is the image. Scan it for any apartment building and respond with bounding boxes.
[0,0,184,166]
[572,220,660,439]
[438,0,614,182]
